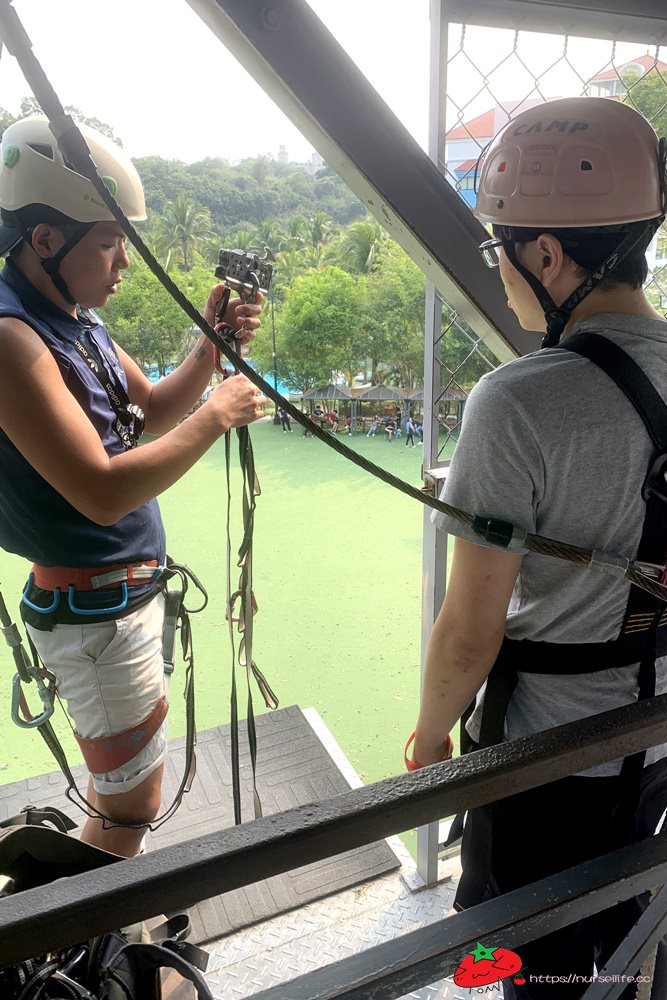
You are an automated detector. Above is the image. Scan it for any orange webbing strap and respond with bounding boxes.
[74,696,169,774]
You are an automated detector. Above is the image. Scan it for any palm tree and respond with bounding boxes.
[279,216,308,252]
[309,211,334,249]
[155,194,214,271]
[339,218,385,274]
[252,219,284,260]
[274,248,307,287]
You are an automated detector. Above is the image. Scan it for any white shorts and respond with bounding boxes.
[26,593,167,796]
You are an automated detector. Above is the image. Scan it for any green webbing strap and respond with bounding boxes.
[225,426,275,826]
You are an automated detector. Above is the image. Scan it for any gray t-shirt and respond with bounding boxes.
[433,313,667,776]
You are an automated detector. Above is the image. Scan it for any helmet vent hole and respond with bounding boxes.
[580,160,593,171]
[27,143,54,160]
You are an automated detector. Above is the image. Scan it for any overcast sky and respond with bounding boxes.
[0,2,658,166]
[0,0,431,163]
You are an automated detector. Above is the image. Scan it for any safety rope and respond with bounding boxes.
[0,1,666,613]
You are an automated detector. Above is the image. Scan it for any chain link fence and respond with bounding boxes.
[433,22,667,458]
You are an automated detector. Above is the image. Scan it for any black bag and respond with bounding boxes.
[0,809,213,1000]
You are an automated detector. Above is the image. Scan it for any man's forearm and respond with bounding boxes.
[414,614,504,763]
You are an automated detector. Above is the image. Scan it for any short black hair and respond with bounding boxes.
[493,222,653,290]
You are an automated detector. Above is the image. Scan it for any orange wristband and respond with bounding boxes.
[404,731,453,771]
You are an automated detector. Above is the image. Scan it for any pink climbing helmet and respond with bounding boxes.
[475,97,664,229]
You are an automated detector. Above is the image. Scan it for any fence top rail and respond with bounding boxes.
[444,0,667,44]
[1,693,667,963]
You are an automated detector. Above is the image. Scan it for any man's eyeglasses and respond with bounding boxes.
[478,237,503,268]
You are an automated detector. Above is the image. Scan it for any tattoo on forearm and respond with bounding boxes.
[194,346,207,361]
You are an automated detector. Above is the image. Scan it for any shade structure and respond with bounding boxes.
[301,384,355,400]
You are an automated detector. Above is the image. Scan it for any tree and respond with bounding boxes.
[0,107,17,139]
[308,211,334,248]
[18,98,122,144]
[364,241,426,386]
[154,195,214,272]
[622,68,667,139]
[252,266,366,392]
[100,260,212,376]
[274,248,308,290]
[339,217,386,274]
[280,216,308,251]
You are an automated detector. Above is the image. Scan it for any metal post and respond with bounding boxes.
[416,0,451,887]
[271,289,281,424]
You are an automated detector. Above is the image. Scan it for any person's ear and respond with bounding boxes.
[534,233,566,290]
[30,224,62,260]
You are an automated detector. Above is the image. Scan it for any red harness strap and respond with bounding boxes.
[74,695,169,774]
[31,560,159,592]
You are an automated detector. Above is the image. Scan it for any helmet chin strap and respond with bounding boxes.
[500,219,663,350]
[39,223,95,306]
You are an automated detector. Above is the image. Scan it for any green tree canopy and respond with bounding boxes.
[622,68,667,139]
[100,260,213,376]
[252,266,366,392]
[364,241,425,386]
[154,194,215,271]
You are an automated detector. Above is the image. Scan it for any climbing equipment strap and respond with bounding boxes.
[454,330,667,909]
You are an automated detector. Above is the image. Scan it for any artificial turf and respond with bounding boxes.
[0,416,455,854]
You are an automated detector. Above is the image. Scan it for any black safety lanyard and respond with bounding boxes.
[73,328,144,450]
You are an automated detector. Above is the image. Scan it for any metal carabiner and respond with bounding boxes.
[11,671,55,729]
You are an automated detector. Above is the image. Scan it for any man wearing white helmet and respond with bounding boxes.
[413,98,667,996]
[0,117,267,858]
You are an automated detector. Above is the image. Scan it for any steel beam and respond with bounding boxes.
[447,0,667,45]
[185,0,535,362]
[1,694,667,965]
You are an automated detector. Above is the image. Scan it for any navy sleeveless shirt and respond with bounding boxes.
[0,260,166,568]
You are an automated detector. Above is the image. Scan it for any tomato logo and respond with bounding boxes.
[514,976,527,986]
[453,942,523,988]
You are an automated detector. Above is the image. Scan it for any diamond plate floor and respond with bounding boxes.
[0,706,399,944]
[202,709,467,1000]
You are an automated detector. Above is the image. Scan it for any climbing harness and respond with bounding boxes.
[450,330,667,909]
[2,559,206,831]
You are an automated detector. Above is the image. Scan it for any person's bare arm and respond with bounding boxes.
[118,285,262,436]
[0,316,265,526]
[413,537,523,765]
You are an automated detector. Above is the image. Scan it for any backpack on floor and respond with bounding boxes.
[0,808,213,1000]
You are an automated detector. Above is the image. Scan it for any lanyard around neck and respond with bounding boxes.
[73,328,145,450]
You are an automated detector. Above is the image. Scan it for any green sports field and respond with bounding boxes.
[0,417,455,853]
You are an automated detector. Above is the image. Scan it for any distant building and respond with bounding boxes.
[444,54,667,210]
[276,146,325,176]
[587,53,666,98]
